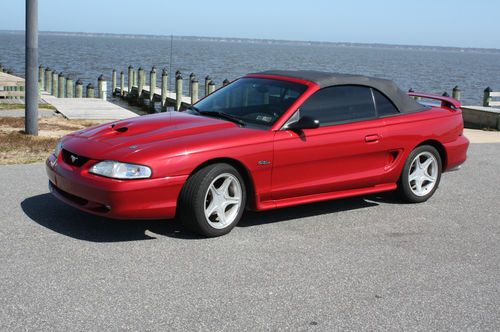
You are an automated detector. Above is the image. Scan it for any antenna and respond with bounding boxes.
[169,34,173,92]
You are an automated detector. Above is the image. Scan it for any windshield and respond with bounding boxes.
[191,78,308,127]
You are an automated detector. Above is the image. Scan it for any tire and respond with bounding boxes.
[397,145,442,203]
[178,163,246,237]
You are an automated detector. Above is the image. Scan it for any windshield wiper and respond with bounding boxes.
[199,111,246,127]
[186,105,201,114]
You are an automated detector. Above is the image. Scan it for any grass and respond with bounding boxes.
[0,131,61,165]
[0,117,97,131]
[0,117,102,165]
[0,103,56,110]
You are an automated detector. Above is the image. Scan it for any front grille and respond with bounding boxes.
[62,149,89,167]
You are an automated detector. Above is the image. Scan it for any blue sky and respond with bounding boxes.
[2,0,499,49]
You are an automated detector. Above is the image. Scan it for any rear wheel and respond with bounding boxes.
[178,163,246,237]
[398,145,442,203]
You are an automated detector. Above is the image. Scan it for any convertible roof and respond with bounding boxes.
[251,70,424,113]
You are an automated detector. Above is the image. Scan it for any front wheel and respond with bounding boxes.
[397,145,442,203]
[178,163,246,237]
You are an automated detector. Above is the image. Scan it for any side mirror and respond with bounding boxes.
[286,116,320,131]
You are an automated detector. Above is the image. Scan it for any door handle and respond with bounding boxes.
[365,134,381,143]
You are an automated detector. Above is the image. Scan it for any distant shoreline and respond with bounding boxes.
[1,29,499,54]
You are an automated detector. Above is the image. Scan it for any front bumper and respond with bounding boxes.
[46,155,188,219]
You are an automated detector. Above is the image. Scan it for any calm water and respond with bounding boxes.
[1,32,500,105]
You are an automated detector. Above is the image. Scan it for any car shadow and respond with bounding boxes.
[21,192,385,242]
[239,197,379,227]
[20,193,201,242]
[365,191,405,205]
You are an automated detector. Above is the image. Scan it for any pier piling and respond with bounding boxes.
[52,72,58,96]
[161,68,168,110]
[120,71,125,96]
[58,73,65,98]
[127,65,133,93]
[175,74,183,111]
[189,74,197,98]
[208,80,215,95]
[86,83,94,98]
[138,67,145,102]
[205,75,211,96]
[452,86,461,100]
[45,68,52,93]
[66,76,74,98]
[98,75,107,101]
[189,73,195,96]
[149,66,157,104]
[111,69,117,95]
[75,79,83,98]
[191,78,199,105]
[483,87,492,107]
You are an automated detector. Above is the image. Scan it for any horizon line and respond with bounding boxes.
[1,29,499,52]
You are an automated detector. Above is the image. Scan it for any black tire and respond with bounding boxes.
[397,145,442,203]
[178,163,246,237]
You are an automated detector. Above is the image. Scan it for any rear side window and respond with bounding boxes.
[299,85,376,126]
[372,89,399,116]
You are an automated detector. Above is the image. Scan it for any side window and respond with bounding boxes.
[372,89,399,116]
[299,86,376,126]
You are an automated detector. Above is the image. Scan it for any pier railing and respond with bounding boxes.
[0,68,25,99]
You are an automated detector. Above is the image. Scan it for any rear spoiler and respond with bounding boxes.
[408,92,461,110]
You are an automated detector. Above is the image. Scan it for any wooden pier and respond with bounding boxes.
[42,92,138,120]
[3,62,500,130]
[1,70,138,120]
[32,64,222,116]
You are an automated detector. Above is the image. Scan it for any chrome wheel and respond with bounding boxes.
[408,151,439,197]
[204,173,242,229]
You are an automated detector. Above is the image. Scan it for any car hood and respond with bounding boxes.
[62,112,237,160]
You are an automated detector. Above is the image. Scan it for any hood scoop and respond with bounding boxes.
[111,124,129,133]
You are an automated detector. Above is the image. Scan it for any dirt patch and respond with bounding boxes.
[0,117,104,165]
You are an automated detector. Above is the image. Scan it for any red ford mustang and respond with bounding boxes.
[46,70,469,237]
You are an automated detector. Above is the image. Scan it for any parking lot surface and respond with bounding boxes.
[1,143,499,331]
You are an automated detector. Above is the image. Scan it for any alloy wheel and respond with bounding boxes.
[204,173,242,229]
[408,151,439,197]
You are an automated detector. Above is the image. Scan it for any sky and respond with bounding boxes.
[1,0,499,49]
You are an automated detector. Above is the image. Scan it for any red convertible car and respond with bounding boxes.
[46,70,469,237]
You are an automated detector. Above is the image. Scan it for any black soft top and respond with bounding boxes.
[252,70,424,113]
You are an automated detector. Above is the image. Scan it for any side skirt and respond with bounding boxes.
[255,183,397,211]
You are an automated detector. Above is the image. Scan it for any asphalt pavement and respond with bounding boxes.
[1,143,499,331]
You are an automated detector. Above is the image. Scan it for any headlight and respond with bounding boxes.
[89,161,152,179]
[53,141,63,157]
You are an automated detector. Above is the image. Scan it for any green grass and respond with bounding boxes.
[0,103,56,110]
